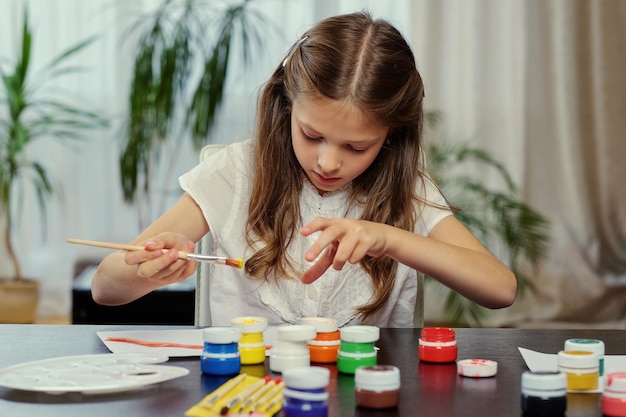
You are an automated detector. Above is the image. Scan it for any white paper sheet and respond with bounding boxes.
[98,327,279,357]
[518,347,626,393]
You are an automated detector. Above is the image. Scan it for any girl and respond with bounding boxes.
[92,11,516,327]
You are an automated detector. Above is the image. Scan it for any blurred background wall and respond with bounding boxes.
[0,0,624,327]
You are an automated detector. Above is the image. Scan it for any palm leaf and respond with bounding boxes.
[119,0,274,206]
[425,113,550,326]
[1,6,108,280]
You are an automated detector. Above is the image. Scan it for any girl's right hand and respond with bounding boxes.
[126,232,197,284]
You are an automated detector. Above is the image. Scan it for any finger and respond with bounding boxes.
[347,241,370,265]
[331,233,364,269]
[136,261,155,278]
[124,242,164,266]
[136,249,179,278]
[301,245,336,284]
[300,217,331,236]
[304,227,344,262]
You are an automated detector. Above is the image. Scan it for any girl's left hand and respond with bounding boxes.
[300,217,390,284]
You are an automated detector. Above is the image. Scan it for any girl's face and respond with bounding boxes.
[291,96,389,195]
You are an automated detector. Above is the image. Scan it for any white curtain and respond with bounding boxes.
[2,0,624,326]
[413,0,626,327]
[0,0,412,319]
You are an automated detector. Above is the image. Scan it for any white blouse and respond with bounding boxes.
[179,139,452,327]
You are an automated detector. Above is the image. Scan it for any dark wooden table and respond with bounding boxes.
[0,325,621,416]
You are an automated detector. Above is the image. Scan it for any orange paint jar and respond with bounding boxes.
[300,317,340,363]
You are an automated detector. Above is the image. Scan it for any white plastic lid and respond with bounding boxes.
[521,371,567,391]
[299,317,338,333]
[564,338,605,356]
[230,316,268,333]
[282,366,330,389]
[276,325,317,342]
[557,350,598,368]
[355,365,401,391]
[604,372,626,394]
[203,327,241,344]
[457,359,498,378]
[339,325,380,343]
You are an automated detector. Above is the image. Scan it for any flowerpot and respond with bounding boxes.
[0,278,39,323]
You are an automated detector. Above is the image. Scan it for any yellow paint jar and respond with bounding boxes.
[557,350,599,391]
[230,316,268,365]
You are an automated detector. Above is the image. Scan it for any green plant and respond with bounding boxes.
[120,0,272,227]
[0,8,108,281]
[425,112,550,326]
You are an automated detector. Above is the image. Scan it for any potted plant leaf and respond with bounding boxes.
[0,8,108,323]
[119,0,272,228]
[424,112,550,327]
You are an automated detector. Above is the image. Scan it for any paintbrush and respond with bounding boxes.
[66,238,243,269]
[220,375,271,415]
[240,377,281,412]
[201,373,248,409]
[249,379,285,413]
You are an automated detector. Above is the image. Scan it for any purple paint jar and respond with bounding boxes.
[282,366,330,417]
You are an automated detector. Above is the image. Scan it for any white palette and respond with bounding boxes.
[0,353,189,395]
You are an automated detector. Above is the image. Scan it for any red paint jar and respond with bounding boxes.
[418,327,457,363]
[603,372,626,416]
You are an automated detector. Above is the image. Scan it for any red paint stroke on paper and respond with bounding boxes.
[105,336,203,350]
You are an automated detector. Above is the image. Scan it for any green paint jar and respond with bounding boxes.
[337,325,380,374]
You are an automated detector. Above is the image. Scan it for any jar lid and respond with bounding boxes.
[340,325,380,343]
[355,365,401,390]
[420,327,456,343]
[457,359,498,378]
[521,371,567,390]
[605,372,626,393]
[230,316,268,333]
[276,324,317,342]
[203,327,241,344]
[300,317,338,333]
[282,366,330,389]
[557,350,598,368]
[564,338,605,355]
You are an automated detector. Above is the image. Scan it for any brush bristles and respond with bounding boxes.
[226,258,244,269]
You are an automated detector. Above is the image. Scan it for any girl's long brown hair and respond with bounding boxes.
[246,11,427,319]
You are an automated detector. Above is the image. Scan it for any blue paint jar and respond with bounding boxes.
[282,366,330,417]
[200,327,242,375]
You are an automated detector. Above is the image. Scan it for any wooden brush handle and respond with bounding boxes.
[66,238,190,259]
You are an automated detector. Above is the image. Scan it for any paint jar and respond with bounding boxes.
[603,372,626,416]
[200,327,242,375]
[300,317,340,363]
[354,365,401,409]
[564,338,605,376]
[337,325,380,374]
[557,350,599,391]
[231,316,268,365]
[270,325,317,373]
[520,371,567,416]
[282,366,330,417]
[418,327,457,363]
[457,359,498,378]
